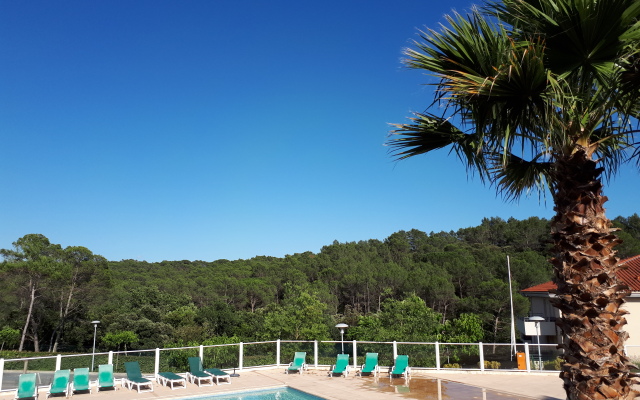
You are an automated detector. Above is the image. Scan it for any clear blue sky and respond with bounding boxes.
[1,1,638,262]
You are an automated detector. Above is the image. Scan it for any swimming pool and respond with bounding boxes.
[178,387,326,400]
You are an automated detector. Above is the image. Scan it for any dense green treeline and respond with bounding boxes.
[2,215,639,355]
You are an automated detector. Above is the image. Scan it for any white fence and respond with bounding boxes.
[3,340,635,392]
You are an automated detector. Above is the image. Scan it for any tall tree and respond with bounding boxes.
[0,234,62,351]
[388,1,640,399]
[49,246,108,352]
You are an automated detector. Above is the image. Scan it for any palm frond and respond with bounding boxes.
[489,152,552,201]
[394,0,640,200]
[387,112,488,179]
[492,0,640,83]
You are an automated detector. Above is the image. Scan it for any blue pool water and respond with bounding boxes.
[181,387,326,400]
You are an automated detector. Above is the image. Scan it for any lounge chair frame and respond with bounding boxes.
[329,354,351,377]
[15,373,39,400]
[71,368,91,395]
[186,357,214,387]
[95,364,118,392]
[285,352,308,374]
[123,362,154,393]
[204,368,231,384]
[46,369,70,398]
[358,352,380,377]
[389,355,411,380]
[156,372,187,390]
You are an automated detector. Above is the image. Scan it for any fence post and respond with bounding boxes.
[392,341,397,361]
[314,341,318,369]
[155,348,160,377]
[353,340,357,368]
[0,358,4,391]
[199,345,204,361]
[276,339,281,366]
[56,354,62,371]
[239,342,244,371]
[479,342,484,371]
[524,342,531,372]
[108,351,113,365]
[435,342,440,370]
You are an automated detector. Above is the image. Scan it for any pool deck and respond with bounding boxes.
[0,368,566,400]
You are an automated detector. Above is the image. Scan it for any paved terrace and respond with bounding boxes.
[0,368,565,400]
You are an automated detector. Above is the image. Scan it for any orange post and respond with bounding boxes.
[516,352,526,370]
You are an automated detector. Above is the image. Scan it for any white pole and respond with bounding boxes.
[352,340,357,368]
[479,342,484,371]
[91,320,100,372]
[536,322,542,370]
[154,348,160,378]
[314,340,318,369]
[507,256,517,360]
[0,358,4,391]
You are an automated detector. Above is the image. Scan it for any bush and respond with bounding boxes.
[478,360,501,369]
[543,357,563,371]
[443,363,461,368]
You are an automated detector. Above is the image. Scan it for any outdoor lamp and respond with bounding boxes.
[91,320,100,372]
[335,323,349,354]
[529,316,544,370]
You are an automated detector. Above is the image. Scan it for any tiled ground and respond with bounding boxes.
[0,368,565,400]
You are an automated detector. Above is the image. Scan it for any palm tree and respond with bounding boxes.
[387,1,640,399]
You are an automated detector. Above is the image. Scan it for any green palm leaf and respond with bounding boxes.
[388,113,488,179]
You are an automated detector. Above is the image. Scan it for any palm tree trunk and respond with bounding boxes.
[549,149,638,400]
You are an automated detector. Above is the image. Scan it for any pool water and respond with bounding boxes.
[181,387,325,400]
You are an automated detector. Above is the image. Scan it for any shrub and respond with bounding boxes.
[443,363,461,368]
[478,360,501,369]
[543,357,563,371]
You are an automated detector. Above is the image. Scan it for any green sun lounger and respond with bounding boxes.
[390,355,410,379]
[15,373,38,399]
[96,364,118,392]
[123,362,154,393]
[204,368,231,384]
[329,354,350,377]
[71,368,91,395]
[157,372,187,390]
[285,352,307,374]
[359,352,379,376]
[46,369,70,398]
[187,357,214,386]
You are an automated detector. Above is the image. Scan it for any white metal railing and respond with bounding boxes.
[0,340,570,392]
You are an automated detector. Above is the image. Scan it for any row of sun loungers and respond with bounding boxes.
[14,357,231,399]
[286,352,410,379]
[16,353,405,398]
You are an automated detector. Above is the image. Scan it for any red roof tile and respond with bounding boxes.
[521,281,558,292]
[521,255,640,293]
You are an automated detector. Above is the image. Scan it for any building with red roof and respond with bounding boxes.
[519,255,640,355]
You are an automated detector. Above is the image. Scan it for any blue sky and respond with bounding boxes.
[2,1,638,262]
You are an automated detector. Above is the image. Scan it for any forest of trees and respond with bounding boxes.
[1,214,639,355]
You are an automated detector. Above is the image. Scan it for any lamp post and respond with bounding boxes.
[91,320,100,372]
[335,323,348,354]
[529,316,544,370]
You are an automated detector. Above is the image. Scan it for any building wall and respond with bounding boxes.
[529,296,561,320]
[623,297,640,358]
[526,295,640,357]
